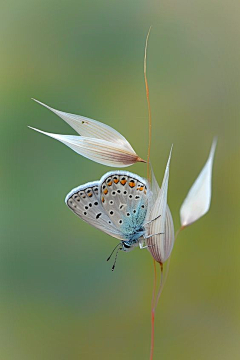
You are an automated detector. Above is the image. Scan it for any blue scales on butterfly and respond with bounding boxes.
[65,171,153,254]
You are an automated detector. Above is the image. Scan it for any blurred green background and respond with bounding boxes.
[1,0,240,359]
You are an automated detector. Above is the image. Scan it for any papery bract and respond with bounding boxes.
[28,127,141,167]
[29,99,146,167]
[146,148,174,263]
[180,138,217,227]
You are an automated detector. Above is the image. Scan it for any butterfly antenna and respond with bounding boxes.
[106,243,121,262]
[112,246,122,271]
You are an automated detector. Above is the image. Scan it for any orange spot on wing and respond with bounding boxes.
[114,179,119,184]
[102,197,105,203]
[103,189,108,195]
[107,181,112,186]
[120,179,127,185]
[129,181,135,188]
[138,186,144,191]
[88,193,93,197]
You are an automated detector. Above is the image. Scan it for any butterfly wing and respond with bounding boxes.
[99,171,150,239]
[65,180,125,240]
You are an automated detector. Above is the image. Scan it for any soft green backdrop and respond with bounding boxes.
[1,1,240,359]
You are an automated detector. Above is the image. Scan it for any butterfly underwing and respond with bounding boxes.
[65,171,152,252]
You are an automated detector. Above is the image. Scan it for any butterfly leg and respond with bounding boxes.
[139,244,154,249]
[139,239,154,250]
[144,214,161,226]
[144,232,164,239]
[139,233,164,250]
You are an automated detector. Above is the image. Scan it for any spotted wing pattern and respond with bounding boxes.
[100,171,150,239]
[65,171,150,242]
[65,180,124,240]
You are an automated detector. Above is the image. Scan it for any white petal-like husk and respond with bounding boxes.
[164,206,175,261]
[32,99,135,152]
[151,163,160,198]
[28,127,140,167]
[147,148,174,263]
[180,138,217,227]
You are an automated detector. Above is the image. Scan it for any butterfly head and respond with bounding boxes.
[121,240,138,252]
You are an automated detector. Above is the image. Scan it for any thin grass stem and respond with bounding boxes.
[150,259,157,360]
[154,226,185,311]
[144,26,152,183]
[153,263,164,312]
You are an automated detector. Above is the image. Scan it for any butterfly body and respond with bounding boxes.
[65,171,152,252]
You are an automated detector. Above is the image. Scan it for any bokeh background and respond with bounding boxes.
[1,1,240,359]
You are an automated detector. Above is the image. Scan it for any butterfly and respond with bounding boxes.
[65,171,158,269]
